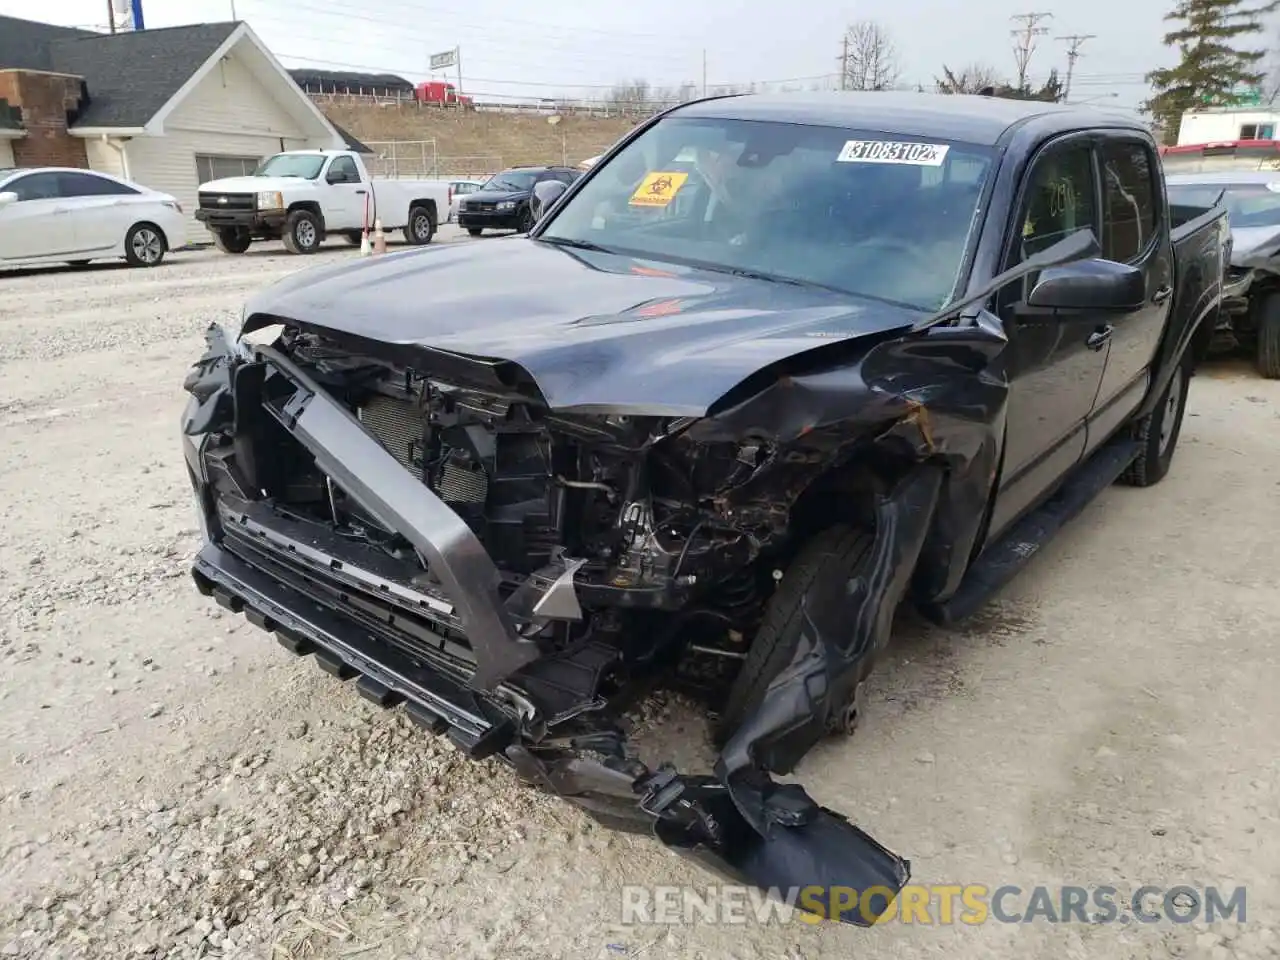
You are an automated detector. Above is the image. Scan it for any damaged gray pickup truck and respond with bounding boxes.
[181,91,1227,924]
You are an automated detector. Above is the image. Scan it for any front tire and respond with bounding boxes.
[282,209,322,255]
[1257,291,1280,378]
[518,206,536,234]
[213,227,251,254]
[403,205,436,245]
[1118,354,1191,487]
[717,525,877,747]
[467,227,483,237]
[124,223,166,267]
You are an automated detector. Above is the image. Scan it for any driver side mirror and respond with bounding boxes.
[1026,258,1146,312]
[531,179,568,223]
[0,191,17,208]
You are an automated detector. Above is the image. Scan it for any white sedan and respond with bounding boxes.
[0,167,185,269]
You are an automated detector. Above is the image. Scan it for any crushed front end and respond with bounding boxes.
[181,321,922,925]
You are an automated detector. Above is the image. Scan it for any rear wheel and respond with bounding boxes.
[213,227,251,254]
[1118,354,1191,487]
[342,231,363,246]
[1257,291,1280,378]
[403,205,436,245]
[716,525,876,746]
[467,227,483,237]
[282,209,322,255]
[124,223,166,267]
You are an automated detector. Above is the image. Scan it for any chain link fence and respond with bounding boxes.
[363,141,502,179]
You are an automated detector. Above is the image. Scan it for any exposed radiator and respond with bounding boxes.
[357,394,489,506]
[358,394,425,473]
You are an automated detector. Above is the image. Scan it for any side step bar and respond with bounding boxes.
[922,438,1140,626]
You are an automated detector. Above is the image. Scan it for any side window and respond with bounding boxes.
[1016,144,1098,262]
[58,172,138,197]
[7,173,62,201]
[1099,141,1158,263]
[327,156,359,183]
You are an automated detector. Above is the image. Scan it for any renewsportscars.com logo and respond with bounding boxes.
[620,884,1248,926]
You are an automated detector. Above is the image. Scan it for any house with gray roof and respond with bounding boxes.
[0,15,369,243]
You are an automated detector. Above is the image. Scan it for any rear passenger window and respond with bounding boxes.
[1100,142,1159,263]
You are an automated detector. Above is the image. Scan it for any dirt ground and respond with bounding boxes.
[1,234,1278,960]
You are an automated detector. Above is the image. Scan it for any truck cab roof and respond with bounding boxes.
[674,91,1148,147]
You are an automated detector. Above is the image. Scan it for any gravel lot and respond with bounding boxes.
[2,233,1279,960]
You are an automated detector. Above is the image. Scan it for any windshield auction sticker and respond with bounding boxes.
[630,171,689,207]
[836,141,950,166]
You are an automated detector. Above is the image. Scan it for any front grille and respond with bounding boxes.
[198,191,255,211]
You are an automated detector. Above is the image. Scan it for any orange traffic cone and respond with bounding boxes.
[372,219,387,255]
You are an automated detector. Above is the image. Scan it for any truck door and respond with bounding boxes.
[987,135,1111,538]
[1084,136,1173,451]
[323,155,367,231]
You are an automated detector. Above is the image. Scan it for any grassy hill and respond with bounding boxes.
[318,99,644,175]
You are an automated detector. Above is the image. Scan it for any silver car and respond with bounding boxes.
[1166,170,1280,377]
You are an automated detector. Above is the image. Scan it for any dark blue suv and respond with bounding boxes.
[456,165,582,236]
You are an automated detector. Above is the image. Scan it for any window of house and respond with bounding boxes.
[195,154,261,183]
[1241,124,1259,140]
[1099,141,1159,263]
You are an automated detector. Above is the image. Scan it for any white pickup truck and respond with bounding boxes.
[194,149,451,255]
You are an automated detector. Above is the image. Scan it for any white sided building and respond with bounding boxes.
[1177,107,1280,145]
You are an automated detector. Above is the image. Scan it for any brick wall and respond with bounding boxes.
[0,69,89,168]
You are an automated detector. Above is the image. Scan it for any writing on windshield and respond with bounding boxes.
[537,117,995,310]
[255,154,327,179]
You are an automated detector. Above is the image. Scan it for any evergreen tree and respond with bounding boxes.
[1145,0,1280,142]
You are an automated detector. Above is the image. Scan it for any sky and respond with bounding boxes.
[0,0,1219,111]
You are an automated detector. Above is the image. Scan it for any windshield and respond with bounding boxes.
[483,170,539,191]
[538,116,996,310]
[1168,182,1280,228]
[254,154,326,179]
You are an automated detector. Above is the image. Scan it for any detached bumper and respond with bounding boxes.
[195,208,287,231]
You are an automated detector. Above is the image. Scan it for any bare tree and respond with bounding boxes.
[842,20,902,91]
[934,63,1004,94]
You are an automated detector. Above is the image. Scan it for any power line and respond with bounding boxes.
[1010,12,1053,90]
[1057,33,1096,100]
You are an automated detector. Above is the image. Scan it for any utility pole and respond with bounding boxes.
[106,0,116,33]
[1057,33,1095,101]
[1010,12,1053,91]
[840,33,850,91]
[702,49,707,97]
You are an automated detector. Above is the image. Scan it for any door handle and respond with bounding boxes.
[1086,325,1113,351]
[355,189,367,194]
[1152,285,1173,304]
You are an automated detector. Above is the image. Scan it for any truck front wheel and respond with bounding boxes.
[716,525,877,749]
[282,210,322,255]
[213,227,251,254]
[403,206,436,245]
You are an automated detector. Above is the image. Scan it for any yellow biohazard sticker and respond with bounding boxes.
[630,171,688,207]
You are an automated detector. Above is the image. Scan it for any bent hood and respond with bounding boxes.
[1230,225,1280,268]
[242,239,924,416]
